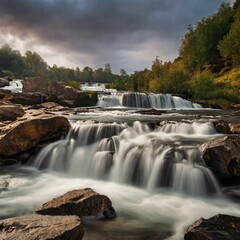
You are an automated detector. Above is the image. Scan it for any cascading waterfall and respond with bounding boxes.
[32,120,220,196]
[97,92,202,108]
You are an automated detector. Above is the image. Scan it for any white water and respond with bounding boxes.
[1,113,239,239]
[97,92,202,109]
[0,167,239,240]
[2,79,23,92]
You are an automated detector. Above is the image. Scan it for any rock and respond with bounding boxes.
[0,78,10,88]
[37,188,116,219]
[201,136,240,184]
[184,214,240,240]
[0,214,84,240]
[229,123,240,134]
[7,92,44,105]
[0,89,11,99]
[213,120,231,134]
[0,114,70,157]
[23,77,98,107]
[0,105,25,121]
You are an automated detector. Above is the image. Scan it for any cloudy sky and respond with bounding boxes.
[0,0,235,73]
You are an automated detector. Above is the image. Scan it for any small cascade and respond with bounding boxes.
[97,95,122,108]
[31,121,220,196]
[96,92,202,109]
[2,79,23,92]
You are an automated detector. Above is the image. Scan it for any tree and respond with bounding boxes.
[0,44,25,77]
[218,7,240,66]
[180,3,234,71]
[23,51,48,77]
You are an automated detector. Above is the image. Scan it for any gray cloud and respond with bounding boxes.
[0,0,231,72]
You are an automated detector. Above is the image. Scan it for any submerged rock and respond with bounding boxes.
[201,136,240,185]
[184,214,240,240]
[0,113,70,158]
[37,188,116,219]
[0,214,84,240]
[0,105,25,121]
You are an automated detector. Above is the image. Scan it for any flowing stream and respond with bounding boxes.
[0,93,240,240]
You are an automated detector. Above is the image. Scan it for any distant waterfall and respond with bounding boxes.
[97,92,202,108]
[32,121,220,196]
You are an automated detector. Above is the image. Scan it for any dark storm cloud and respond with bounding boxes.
[0,0,227,72]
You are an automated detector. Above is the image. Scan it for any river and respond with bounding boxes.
[0,87,240,239]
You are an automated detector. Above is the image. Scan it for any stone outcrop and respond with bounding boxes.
[0,112,70,158]
[0,214,84,240]
[23,77,98,107]
[184,214,240,240]
[0,105,25,121]
[201,136,240,184]
[0,78,10,88]
[37,188,116,219]
[213,120,240,134]
[7,92,44,105]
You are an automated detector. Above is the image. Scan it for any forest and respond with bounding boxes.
[0,1,239,105]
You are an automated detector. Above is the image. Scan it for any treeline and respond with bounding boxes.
[0,45,119,85]
[0,1,239,104]
[111,1,240,104]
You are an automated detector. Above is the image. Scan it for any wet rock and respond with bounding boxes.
[0,105,25,121]
[0,89,11,99]
[201,136,240,185]
[184,214,240,240]
[23,77,98,107]
[37,188,116,219]
[7,92,44,105]
[0,214,84,240]
[229,123,240,134]
[213,120,231,134]
[0,114,70,157]
[0,78,10,88]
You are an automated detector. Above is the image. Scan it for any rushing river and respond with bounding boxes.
[0,89,240,239]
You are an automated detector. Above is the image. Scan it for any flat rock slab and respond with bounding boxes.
[0,214,84,240]
[184,214,240,240]
[37,188,116,218]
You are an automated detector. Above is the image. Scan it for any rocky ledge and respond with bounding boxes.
[22,77,98,107]
[185,214,240,240]
[0,109,70,165]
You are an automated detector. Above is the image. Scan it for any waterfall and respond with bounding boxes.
[31,120,220,196]
[97,92,202,109]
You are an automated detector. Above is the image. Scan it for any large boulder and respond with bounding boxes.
[0,113,70,158]
[23,77,98,107]
[0,78,10,88]
[201,136,240,184]
[184,214,240,240]
[7,92,44,105]
[36,188,116,219]
[0,214,84,240]
[0,105,25,121]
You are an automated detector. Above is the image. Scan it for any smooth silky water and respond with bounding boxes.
[0,93,239,240]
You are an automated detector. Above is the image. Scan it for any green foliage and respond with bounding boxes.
[67,80,80,89]
[191,71,214,100]
[0,44,25,77]
[218,7,240,66]
[23,50,48,78]
[180,3,234,71]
